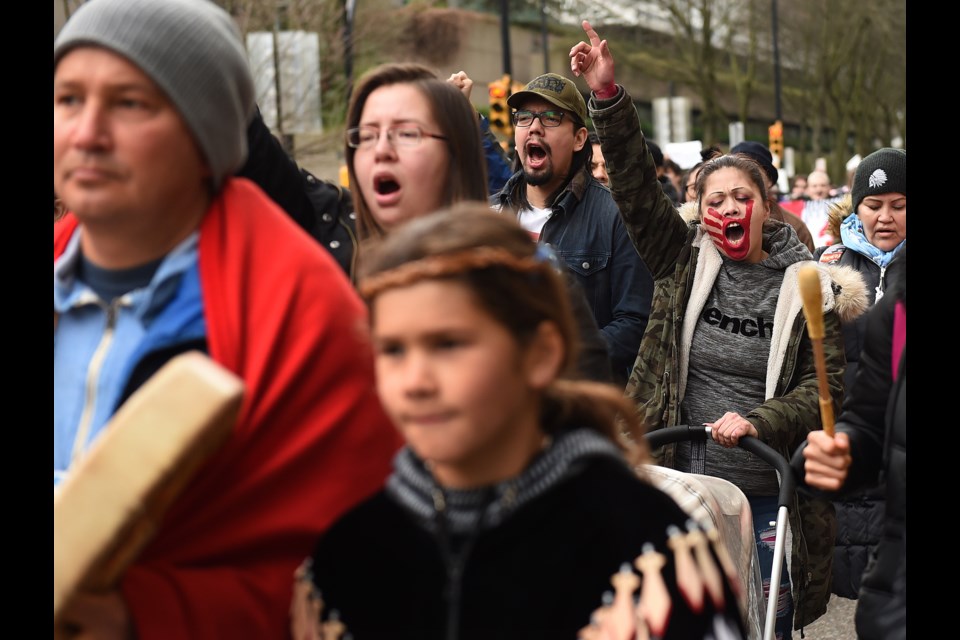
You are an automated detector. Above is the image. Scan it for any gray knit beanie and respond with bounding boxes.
[851,148,906,212]
[54,0,256,193]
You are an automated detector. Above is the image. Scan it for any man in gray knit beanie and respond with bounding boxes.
[54,1,400,637]
[54,0,255,192]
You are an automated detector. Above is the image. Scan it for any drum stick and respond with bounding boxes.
[798,264,835,436]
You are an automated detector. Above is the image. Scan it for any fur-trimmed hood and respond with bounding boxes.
[678,198,868,325]
[680,221,870,400]
[818,261,870,324]
[826,193,854,241]
[678,200,700,224]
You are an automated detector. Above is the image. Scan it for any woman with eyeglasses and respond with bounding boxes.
[344,63,490,240]
[681,163,703,204]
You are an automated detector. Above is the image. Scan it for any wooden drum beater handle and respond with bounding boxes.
[798,264,835,437]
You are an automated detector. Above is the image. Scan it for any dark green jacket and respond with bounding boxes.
[590,86,869,629]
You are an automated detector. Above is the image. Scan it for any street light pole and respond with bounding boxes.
[771,0,782,122]
[499,0,512,78]
[344,0,357,101]
[540,0,549,74]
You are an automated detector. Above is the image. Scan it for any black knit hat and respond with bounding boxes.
[851,148,906,211]
[730,141,778,185]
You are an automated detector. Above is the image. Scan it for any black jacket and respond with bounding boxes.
[493,168,654,384]
[815,242,905,597]
[793,255,906,639]
[237,108,358,280]
[308,452,745,639]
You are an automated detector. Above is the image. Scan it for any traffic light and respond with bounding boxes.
[768,120,784,166]
[488,75,513,139]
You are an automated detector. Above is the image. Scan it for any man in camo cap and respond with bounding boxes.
[491,72,654,386]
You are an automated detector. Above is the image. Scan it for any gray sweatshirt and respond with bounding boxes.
[676,222,809,495]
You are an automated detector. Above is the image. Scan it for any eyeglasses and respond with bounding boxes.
[346,125,448,149]
[512,109,566,128]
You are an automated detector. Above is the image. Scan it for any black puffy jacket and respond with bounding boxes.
[815,241,904,597]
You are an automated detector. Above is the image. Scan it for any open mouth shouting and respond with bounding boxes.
[702,199,755,261]
[372,171,402,207]
[523,139,550,172]
[725,221,745,244]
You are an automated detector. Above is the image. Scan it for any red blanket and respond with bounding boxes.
[55,178,402,638]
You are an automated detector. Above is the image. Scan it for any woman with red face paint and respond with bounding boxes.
[571,19,869,639]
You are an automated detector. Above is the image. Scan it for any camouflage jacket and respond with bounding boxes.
[590,86,869,629]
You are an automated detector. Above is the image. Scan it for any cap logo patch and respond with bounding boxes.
[528,75,566,94]
[868,169,888,189]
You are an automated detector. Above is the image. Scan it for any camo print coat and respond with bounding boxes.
[590,86,869,630]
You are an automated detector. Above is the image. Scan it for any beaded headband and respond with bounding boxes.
[358,244,559,299]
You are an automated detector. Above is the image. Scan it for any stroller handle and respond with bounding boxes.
[644,425,796,509]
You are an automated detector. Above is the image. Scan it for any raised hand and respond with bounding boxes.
[569,20,617,98]
[446,70,474,101]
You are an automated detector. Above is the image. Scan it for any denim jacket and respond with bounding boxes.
[492,167,654,382]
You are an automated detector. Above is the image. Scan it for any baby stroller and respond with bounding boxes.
[642,425,796,640]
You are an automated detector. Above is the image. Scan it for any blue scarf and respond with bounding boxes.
[839,212,905,268]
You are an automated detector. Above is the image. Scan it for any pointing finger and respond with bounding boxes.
[581,19,601,46]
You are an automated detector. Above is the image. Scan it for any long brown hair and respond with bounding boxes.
[345,63,489,240]
[358,202,648,465]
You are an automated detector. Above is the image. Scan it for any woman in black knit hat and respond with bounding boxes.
[813,147,906,603]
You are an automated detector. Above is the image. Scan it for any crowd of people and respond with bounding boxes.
[54,3,905,639]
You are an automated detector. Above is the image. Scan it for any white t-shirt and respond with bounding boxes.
[516,206,552,242]
[801,195,844,247]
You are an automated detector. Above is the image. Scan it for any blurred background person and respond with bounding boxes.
[647,140,682,206]
[588,131,609,185]
[663,155,684,199]
[731,141,816,253]
[788,175,808,201]
[801,169,844,246]
[805,170,833,200]
[680,146,723,205]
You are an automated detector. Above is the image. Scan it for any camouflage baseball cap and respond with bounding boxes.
[507,73,587,124]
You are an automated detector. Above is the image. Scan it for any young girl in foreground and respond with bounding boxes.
[290,203,745,640]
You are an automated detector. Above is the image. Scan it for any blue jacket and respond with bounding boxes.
[53,233,206,486]
[479,115,514,195]
[492,167,654,383]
